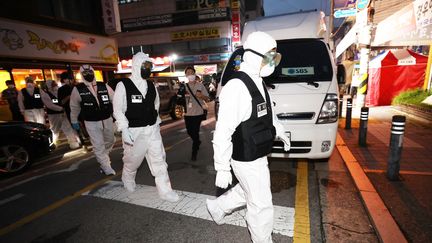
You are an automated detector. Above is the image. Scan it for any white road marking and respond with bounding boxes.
[90,181,295,237]
[0,193,24,206]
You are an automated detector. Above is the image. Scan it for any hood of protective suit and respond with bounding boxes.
[79,64,95,84]
[131,52,152,85]
[241,31,276,77]
[45,79,57,93]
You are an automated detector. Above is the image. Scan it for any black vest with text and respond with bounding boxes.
[76,82,112,121]
[46,91,64,115]
[22,87,44,109]
[122,78,158,127]
[230,71,276,162]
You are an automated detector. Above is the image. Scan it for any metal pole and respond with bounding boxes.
[339,94,343,118]
[387,115,406,181]
[358,107,369,146]
[345,97,352,129]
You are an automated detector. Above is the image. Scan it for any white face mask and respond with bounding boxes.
[260,64,275,77]
[187,75,196,82]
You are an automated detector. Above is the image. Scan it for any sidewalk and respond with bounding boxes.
[338,104,432,242]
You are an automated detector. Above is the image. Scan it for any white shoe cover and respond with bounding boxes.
[69,142,80,149]
[206,199,225,225]
[160,191,179,202]
[123,181,136,192]
[100,165,116,175]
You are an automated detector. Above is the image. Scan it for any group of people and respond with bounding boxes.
[1,31,290,242]
[1,72,80,149]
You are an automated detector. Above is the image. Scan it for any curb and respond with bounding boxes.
[336,132,407,243]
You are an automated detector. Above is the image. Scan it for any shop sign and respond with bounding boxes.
[356,0,370,11]
[171,28,220,41]
[334,8,357,18]
[101,0,121,34]
[198,7,228,20]
[122,14,172,30]
[194,64,217,75]
[176,0,226,11]
[232,23,241,43]
[0,18,118,64]
[373,1,432,46]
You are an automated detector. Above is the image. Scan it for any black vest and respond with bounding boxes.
[22,87,44,109]
[231,71,276,162]
[46,91,64,115]
[122,78,158,127]
[76,82,112,121]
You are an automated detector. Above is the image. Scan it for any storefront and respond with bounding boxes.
[0,17,118,120]
[0,17,118,92]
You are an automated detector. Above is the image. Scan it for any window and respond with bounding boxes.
[266,39,333,83]
[118,0,141,5]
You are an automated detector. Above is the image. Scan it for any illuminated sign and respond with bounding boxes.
[171,28,220,41]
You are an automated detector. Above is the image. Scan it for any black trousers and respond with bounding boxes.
[9,104,24,121]
[184,115,202,155]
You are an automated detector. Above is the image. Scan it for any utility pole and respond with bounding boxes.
[356,0,374,107]
[329,0,335,39]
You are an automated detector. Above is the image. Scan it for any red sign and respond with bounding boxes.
[232,23,241,43]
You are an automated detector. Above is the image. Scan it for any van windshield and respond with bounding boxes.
[264,39,333,83]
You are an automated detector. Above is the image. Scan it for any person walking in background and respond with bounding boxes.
[17,76,45,124]
[207,31,291,243]
[113,52,179,202]
[58,71,74,122]
[1,80,24,121]
[70,64,116,175]
[182,66,209,161]
[41,79,80,149]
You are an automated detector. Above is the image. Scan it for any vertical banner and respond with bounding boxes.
[231,0,241,48]
[101,0,121,34]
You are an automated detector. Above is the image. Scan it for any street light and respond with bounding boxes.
[169,54,178,73]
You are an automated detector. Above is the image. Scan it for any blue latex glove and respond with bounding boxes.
[71,123,80,131]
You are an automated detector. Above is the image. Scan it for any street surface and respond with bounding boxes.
[0,106,379,242]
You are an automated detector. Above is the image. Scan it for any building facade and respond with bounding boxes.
[114,0,263,77]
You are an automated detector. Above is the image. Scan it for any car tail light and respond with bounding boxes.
[316,93,338,124]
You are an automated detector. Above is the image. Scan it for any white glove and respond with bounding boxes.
[215,170,232,189]
[122,129,134,146]
[279,133,291,151]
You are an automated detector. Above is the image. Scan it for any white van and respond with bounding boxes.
[217,10,343,159]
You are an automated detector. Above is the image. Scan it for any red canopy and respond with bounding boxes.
[366,49,427,106]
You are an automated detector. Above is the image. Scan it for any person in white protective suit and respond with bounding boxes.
[70,64,116,175]
[113,52,179,202]
[206,31,291,243]
[41,79,80,149]
[17,76,46,124]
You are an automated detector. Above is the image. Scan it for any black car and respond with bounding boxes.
[0,121,55,174]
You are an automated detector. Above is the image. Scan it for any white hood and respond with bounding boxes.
[79,64,96,85]
[241,31,276,79]
[131,52,152,86]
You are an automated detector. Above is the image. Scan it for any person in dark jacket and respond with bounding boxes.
[1,80,24,121]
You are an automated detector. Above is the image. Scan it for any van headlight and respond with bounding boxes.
[317,93,338,124]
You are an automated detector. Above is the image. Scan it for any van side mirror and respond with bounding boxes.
[337,64,346,85]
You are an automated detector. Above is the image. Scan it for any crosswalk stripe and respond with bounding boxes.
[90,181,295,237]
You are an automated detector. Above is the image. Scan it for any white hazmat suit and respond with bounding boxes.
[207,31,291,243]
[17,77,45,124]
[41,80,80,149]
[113,52,179,202]
[70,65,116,175]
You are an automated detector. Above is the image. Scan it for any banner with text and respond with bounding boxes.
[0,18,119,64]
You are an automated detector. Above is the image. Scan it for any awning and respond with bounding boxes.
[335,23,358,58]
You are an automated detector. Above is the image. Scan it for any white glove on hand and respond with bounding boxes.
[215,170,232,189]
[279,133,291,151]
[122,129,134,146]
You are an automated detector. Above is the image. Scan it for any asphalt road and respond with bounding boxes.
[0,113,378,243]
